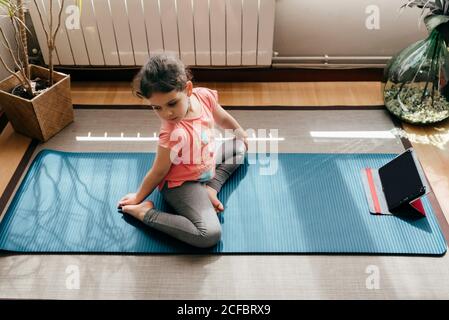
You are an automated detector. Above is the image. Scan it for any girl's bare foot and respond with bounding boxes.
[205,185,224,213]
[120,200,154,221]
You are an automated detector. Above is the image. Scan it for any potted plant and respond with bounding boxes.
[0,0,73,142]
[383,0,449,124]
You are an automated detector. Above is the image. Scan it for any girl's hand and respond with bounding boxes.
[117,193,141,209]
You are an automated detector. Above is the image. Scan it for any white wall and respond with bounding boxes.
[0,16,18,81]
[273,0,428,64]
[3,1,432,69]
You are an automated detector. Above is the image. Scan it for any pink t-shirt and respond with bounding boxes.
[157,87,219,191]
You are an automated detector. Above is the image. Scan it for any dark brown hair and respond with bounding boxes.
[132,53,193,99]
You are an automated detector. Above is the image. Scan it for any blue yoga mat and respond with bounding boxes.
[0,149,446,255]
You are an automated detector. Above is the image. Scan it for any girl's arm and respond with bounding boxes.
[119,145,172,206]
[212,104,248,145]
[135,145,173,201]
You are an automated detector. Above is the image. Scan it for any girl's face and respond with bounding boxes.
[146,81,193,123]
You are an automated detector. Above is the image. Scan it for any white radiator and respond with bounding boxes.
[28,0,275,67]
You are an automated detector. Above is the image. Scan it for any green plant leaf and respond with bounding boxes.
[401,0,437,10]
[0,0,16,18]
[424,14,449,31]
[442,0,449,14]
[439,39,449,83]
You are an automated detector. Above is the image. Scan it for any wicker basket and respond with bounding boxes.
[0,64,74,142]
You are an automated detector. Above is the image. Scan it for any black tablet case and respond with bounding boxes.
[361,148,430,216]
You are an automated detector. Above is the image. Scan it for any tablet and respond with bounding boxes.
[378,149,426,210]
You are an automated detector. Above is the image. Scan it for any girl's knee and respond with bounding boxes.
[196,223,222,248]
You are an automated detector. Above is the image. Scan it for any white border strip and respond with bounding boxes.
[310,131,396,139]
[76,132,285,142]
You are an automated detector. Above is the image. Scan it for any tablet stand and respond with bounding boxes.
[361,149,430,217]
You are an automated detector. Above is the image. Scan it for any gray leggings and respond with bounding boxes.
[143,138,246,248]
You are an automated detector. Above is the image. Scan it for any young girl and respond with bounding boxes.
[118,53,248,248]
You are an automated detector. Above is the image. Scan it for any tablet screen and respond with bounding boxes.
[378,150,426,210]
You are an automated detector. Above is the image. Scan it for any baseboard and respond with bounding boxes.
[53,66,384,83]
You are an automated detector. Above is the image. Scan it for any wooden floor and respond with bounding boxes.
[70,81,384,106]
[1,81,448,220]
